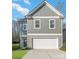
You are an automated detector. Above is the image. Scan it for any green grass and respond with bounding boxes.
[12,43,28,59]
[60,43,66,51]
[12,50,27,59]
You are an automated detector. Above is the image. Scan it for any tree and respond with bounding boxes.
[12,20,20,43]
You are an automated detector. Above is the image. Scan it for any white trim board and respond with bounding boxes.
[27,16,62,18]
[27,33,62,35]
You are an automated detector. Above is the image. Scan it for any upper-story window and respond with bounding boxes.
[34,19,41,29]
[23,24,27,30]
[49,19,55,29]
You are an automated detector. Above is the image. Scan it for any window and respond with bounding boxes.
[34,19,40,29]
[23,24,27,30]
[49,19,55,29]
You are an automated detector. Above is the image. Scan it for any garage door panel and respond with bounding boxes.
[33,39,58,49]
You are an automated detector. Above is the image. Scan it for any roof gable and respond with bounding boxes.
[32,4,58,17]
[27,1,64,18]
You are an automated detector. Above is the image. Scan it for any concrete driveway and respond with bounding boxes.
[22,49,66,59]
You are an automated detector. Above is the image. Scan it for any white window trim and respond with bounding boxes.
[34,19,41,29]
[49,19,56,29]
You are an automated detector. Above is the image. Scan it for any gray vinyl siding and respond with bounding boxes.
[32,5,58,16]
[19,22,27,35]
[26,4,62,34]
[19,1,64,49]
[27,18,62,34]
[27,35,63,48]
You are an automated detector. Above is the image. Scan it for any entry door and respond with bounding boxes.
[33,38,58,49]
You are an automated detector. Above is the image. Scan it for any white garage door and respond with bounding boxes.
[33,38,58,49]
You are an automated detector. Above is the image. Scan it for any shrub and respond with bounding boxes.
[12,44,20,50]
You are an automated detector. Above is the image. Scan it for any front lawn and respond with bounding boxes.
[12,50,27,59]
[12,43,28,59]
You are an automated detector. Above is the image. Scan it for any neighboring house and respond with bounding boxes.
[18,1,64,49]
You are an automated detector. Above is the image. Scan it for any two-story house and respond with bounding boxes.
[18,1,64,49]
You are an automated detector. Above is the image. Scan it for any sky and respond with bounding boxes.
[12,0,66,21]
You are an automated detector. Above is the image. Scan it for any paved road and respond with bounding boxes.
[22,49,66,59]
